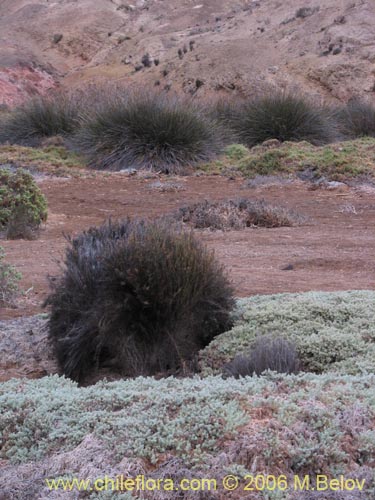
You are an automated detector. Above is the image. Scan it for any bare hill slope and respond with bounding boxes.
[0,0,374,105]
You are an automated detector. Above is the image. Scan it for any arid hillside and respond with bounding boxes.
[0,0,375,106]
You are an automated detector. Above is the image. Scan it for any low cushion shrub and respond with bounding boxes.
[174,198,304,230]
[199,291,375,376]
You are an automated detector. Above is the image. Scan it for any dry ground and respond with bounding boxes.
[1,0,375,106]
[2,174,375,320]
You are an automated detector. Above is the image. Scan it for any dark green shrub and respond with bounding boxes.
[45,219,234,382]
[0,246,22,306]
[73,90,222,172]
[295,6,319,18]
[231,92,335,147]
[0,93,79,146]
[336,99,375,139]
[223,336,299,377]
[0,168,48,238]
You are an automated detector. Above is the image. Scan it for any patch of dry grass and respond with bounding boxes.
[173,198,305,230]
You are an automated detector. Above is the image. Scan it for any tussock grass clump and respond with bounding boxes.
[337,99,375,139]
[0,168,48,239]
[45,219,234,382]
[175,198,304,230]
[0,246,21,307]
[74,90,222,172]
[223,335,299,378]
[0,93,79,146]
[231,92,335,147]
[223,336,299,378]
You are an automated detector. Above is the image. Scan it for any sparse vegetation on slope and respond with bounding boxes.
[46,219,234,382]
[199,291,375,376]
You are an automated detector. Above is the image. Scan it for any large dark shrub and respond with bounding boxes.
[0,168,48,239]
[73,90,222,172]
[336,99,375,139]
[0,93,79,146]
[231,92,334,147]
[45,219,234,382]
[223,336,299,378]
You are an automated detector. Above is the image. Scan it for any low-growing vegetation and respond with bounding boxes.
[45,219,234,382]
[203,137,375,181]
[0,168,48,239]
[1,373,374,499]
[174,198,304,230]
[0,246,21,306]
[199,290,375,376]
[0,144,86,176]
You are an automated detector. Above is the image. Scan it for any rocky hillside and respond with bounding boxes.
[0,0,375,104]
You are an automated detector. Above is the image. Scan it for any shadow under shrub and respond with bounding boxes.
[45,219,234,382]
[231,92,335,147]
[73,90,223,172]
[0,93,79,147]
[0,168,48,239]
[336,99,375,139]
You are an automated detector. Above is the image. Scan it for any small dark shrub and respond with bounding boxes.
[0,93,80,146]
[175,198,304,230]
[0,246,22,307]
[52,33,63,44]
[73,90,222,172]
[141,53,152,67]
[0,168,48,238]
[336,99,375,139]
[223,336,299,378]
[295,6,319,19]
[230,92,334,147]
[45,219,234,382]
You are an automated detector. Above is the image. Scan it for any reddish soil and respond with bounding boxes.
[2,174,375,320]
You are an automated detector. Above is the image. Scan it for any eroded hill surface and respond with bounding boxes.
[1,0,375,105]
